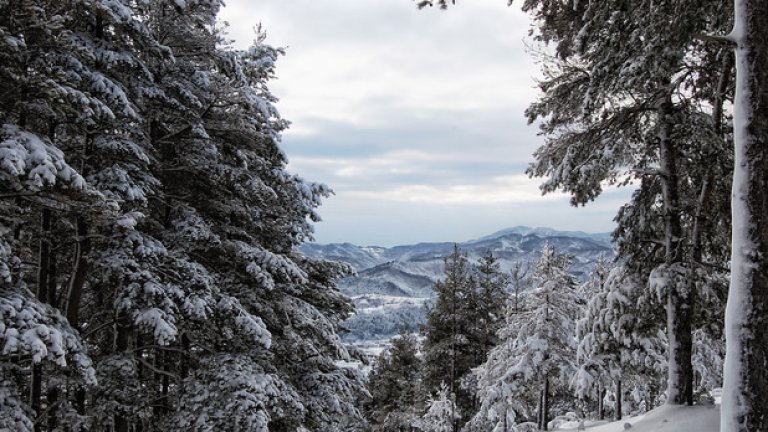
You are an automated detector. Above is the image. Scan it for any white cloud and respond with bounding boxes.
[346,175,566,204]
[220,0,624,245]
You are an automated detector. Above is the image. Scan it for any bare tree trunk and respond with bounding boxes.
[64,216,91,423]
[648,382,656,411]
[46,249,59,432]
[721,1,768,430]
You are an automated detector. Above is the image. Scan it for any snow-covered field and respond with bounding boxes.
[556,403,719,432]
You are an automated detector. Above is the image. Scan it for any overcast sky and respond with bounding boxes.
[220,0,629,246]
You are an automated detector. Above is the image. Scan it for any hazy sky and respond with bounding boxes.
[220,0,629,246]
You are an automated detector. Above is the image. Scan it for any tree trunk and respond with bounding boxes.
[31,209,51,432]
[30,365,42,432]
[615,379,622,421]
[658,98,694,406]
[542,375,549,431]
[64,216,91,425]
[114,314,132,432]
[648,382,656,411]
[598,382,605,420]
[47,252,58,309]
[65,217,90,327]
[537,388,543,430]
[721,1,768,431]
[46,246,59,432]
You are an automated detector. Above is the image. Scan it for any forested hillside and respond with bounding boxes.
[302,227,612,342]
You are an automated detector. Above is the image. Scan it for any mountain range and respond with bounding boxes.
[300,226,614,344]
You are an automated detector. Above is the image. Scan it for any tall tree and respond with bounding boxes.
[366,332,423,431]
[421,244,475,431]
[1,1,367,430]
[469,244,581,431]
[421,383,461,432]
[421,246,505,429]
[473,250,508,361]
[720,0,768,430]
[416,0,733,407]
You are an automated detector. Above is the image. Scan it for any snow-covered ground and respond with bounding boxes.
[556,403,720,432]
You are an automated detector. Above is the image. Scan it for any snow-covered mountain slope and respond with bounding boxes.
[300,242,386,271]
[301,226,614,341]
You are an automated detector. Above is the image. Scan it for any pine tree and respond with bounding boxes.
[473,250,508,361]
[421,245,503,429]
[521,0,733,405]
[720,0,768,429]
[1,1,366,430]
[416,0,733,407]
[366,332,423,431]
[421,383,461,432]
[421,244,473,430]
[574,263,667,420]
[470,244,581,431]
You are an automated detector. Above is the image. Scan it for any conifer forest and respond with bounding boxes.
[1,1,767,431]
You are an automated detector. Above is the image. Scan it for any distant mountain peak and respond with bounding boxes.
[471,226,610,243]
[304,226,615,343]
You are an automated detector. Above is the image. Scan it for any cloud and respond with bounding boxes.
[309,187,631,246]
[220,0,625,245]
[346,175,568,204]
[222,0,538,126]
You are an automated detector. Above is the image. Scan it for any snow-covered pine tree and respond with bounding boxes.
[421,383,461,432]
[574,262,668,420]
[469,244,581,431]
[0,0,170,428]
[2,1,366,430]
[573,255,615,419]
[473,250,508,361]
[415,0,733,407]
[520,0,734,406]
[366,332,423,431]
[422,244,496,429]
[135,3,366,430]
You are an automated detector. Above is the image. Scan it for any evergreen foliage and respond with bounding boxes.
[469,244,582,431]
[366,332,423,431]
[421,245,506,429]
[421,383,461,432]
[0,1,365,430]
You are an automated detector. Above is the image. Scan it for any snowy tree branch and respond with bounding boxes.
[693,33,736,46]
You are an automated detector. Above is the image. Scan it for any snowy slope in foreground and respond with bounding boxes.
[559,404,719,432]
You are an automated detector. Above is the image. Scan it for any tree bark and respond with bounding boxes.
[598,382,605,420]
[537,388,543,430]
[721,0,768,430]
[542,375,550,431]
[31,209,51,432]
[46,247,58,432]
[114,314,132,432]
[65,217,90,327]
[658,98,694,406]
[615,379,622,421]
[64,216,91,424]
